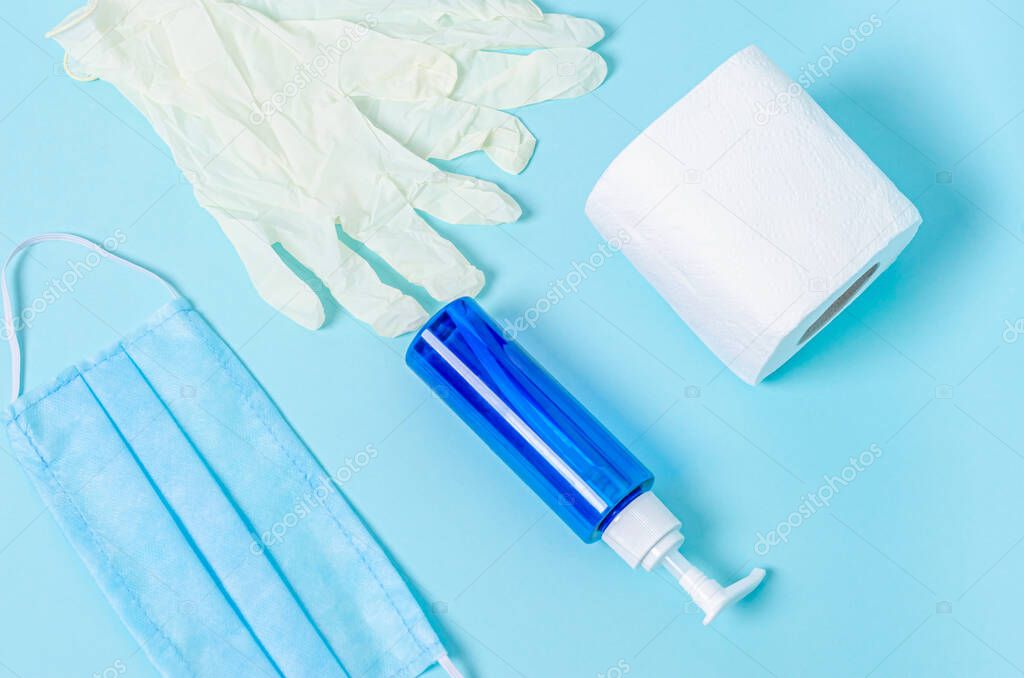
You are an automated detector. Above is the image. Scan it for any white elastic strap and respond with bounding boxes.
[2,233,180,402]
[438,654,465,678]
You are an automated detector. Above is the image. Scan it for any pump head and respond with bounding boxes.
[601,492,766,624]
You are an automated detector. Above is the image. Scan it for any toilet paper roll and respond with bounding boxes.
[585,45,921,384]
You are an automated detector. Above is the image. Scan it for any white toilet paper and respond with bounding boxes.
[585,45,921,384]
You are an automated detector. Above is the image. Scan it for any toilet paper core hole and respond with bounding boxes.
[799,263,880,346]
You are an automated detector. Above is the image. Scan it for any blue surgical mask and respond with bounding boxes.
[2,234,462,678]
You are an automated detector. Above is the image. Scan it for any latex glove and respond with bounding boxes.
[235,0,608,173]
[50,0,519,335]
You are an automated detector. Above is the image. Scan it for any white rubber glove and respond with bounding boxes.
[49,0,520,335]
[235,0,608,173]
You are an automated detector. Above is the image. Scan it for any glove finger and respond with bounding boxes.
[341,195,485,302]
[451,47,608,109]
[374,15,605,49]
[281,229,427,337]
[215,212,326,330]
[236,0,542,23]
[352,96,536,174]
[381,0,543,21]
[272,19,457,100]
[400,170,522,225]
[328,104,520,224]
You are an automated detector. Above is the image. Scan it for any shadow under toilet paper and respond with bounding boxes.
[585,45,921,384]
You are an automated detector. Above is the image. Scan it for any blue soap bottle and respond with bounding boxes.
[407,298,764,624]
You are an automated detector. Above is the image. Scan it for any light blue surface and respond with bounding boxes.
[0,1,1022,676]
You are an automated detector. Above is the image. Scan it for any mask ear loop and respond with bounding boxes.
[437,654,465,678]
[1,233,181,402]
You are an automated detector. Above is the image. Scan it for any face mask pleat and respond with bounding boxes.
[124,309,442,676]
[81,347,351,677]
[6,371,281,677]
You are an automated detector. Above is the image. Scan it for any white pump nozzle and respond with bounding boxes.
[661,551,765,624]
[601,492,765,624]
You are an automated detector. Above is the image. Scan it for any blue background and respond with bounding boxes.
[1,1,1023,676]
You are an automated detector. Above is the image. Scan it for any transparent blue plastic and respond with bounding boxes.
[406,298,654,543]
